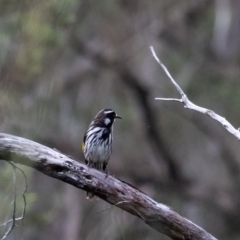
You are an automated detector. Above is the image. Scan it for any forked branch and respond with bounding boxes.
[0,162,27,240]
[150,46,240,140]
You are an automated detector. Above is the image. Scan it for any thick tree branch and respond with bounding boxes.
[0,133,217,240]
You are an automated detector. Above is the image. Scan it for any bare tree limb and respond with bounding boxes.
[0,133,217,240]
[150,46,240,140]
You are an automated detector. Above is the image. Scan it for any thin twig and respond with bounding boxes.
[10,162,27,225]
[0,162,27,239]
[97,200,147,221]
[150,46,240,140]
[150,46,185,97]
[0,162,17,240]
[97,200,131,214]
[154,98,182,103]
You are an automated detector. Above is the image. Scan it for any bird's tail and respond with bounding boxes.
[86,162,108,200]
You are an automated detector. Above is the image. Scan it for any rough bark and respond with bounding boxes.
[0,133,217,240]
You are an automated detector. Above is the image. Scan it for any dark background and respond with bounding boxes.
[1,0,240,239]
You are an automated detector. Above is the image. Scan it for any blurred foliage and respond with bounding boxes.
[1,0,240,240]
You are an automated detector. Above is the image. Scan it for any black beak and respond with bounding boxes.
[115,115,122,119]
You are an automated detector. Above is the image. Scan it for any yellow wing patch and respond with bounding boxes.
[81,142,85,152]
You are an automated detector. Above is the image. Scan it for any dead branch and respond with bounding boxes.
[150,46,240,140]
[0,162,27,240]
[0,133,217,240]
[0,162,17,240]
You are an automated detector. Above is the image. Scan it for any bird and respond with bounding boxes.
[82,109,121,199]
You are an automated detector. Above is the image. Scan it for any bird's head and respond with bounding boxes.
[92,109,122,127]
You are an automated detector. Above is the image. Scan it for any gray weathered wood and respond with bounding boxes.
[0,133,217,240]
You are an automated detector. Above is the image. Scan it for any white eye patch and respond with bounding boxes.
[104,118,111,125]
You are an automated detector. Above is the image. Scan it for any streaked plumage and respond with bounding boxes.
[82,109,121,198]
